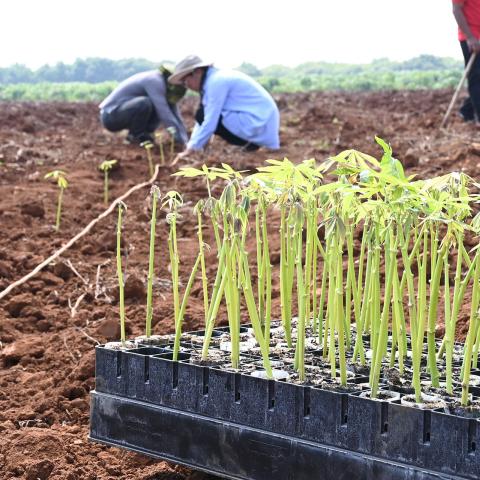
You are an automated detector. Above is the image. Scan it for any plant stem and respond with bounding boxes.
[168,213,180,337]
[345,224,356,349]
[201,244,227,358]
[461,251,480,405]
[116,205,126,345]
[326,234,337,377]
[261,200,272,341]
[224,224,240,368]
[146,149,154,177]
[391,245,406,373]
[256,201,265,325]
[240,249,273,378]
[145,189,158,337]
[173,254,201,360]
[196,209,209,325]
[104,171,109,205]
[55,187,64,231]
[426,236,450,387]
[371,229,396,398]
[280,205,293,347]
[294,208,306,379]
[443,255,452,393]
[335,228,347,386]
[159,142,165,165]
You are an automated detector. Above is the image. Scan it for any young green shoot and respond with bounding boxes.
[115,141,480,405]
[44,169,68,231]
[141,141,155,177]
[145,185,161,338]
[154,132,165,165]
[194,200,210,326]
[166,127,177,158]
[99,159,117,205]
[162,191,184,358]
[116,201,127,346]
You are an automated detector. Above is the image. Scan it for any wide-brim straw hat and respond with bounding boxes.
[168,55,212,85]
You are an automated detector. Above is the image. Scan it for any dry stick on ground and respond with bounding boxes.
[65,259,89,285]
[0,165,160,301]
[74,326,100,345]
[68,292,87,318]
[94,260,111,300]
[441,52,477,129]
[62,334,77,361]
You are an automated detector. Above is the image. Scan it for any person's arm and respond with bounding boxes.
[171,123,200,165]
[168,103,189,143]
[171,147,195,165]
[144,77,188,144]
[453,1,480,53]
[186,77,229,150]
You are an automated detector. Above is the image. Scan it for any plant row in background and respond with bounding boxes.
[43,137,178,230]
[0,71,462,101]
[114,138,480,407]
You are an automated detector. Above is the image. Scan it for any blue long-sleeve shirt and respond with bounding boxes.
[99,70,188,144]
[188,67,280,150]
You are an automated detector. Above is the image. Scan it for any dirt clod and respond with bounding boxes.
[21,202,45,218]
[25,459,54,480]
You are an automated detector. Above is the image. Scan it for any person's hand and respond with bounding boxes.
[172,148,193,166]
[467,37,480,54]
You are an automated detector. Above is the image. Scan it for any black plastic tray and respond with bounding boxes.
[90,343,480,479]
[91,391,461,480]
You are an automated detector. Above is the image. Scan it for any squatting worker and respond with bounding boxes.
[99,64,188,145]
[168,55,280,164]
[453,0,480,123]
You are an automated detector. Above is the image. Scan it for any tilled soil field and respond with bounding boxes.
[1,90,480,479]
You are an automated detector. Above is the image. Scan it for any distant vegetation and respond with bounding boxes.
[0,58,159,84]
[0,55,464,101]
[0,81,117,101]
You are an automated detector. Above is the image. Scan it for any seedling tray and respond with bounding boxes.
[90,338,480,480]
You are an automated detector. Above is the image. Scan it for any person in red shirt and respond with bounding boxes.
[453,0,480,122]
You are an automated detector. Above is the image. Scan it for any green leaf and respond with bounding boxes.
[58,178,68,189]
[171,166,204,177]
[375,136,392,157]
[99,159,117,171]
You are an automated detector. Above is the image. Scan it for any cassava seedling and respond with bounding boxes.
[163,191,183,321]
[162,191,183,359]
[166,127,176,159]
[154,133,165,165]
[94,138,480,405]
[173,163,245,253]
[116,201,127,346]
[194,200,210,325]
[44,169,68,231]
[145,185,161,338]
[99,159,117,205]
[162,191,203,361]
[141,141,155,177]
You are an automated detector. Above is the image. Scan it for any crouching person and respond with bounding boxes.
[168,55,280,164]
[99,64,188,145]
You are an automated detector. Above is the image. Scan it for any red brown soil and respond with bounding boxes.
[0,90,480,479]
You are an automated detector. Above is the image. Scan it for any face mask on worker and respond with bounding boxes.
[160,64,187,105]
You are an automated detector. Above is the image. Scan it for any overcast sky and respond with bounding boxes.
[1,0,461,69]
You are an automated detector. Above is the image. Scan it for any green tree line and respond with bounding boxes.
[0,55,464,101]
[0,58,160,84]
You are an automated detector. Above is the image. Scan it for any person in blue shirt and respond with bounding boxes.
[168,55,280,164]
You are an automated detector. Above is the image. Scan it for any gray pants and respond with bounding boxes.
[100,97,159,136]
